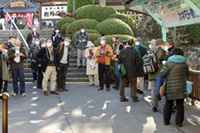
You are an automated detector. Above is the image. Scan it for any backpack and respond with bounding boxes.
[143,49,159,74]
[118,54,126,77]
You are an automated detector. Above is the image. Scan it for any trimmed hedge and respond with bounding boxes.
[66,19,99,38]
[67,0,94,13]
[56,18,76,29]
[72,29,101,41]
[61,23,70,36]
[95,18,133,36]
[108,13,139,35]
[75,5,116,22]
[93,34,136,47]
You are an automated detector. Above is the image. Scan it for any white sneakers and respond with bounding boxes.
[12,93,26,97]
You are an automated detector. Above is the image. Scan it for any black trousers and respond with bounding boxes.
[57,63,68,89]
[37,69,43,88]
[98,63,110,88]
[164,99,184,124]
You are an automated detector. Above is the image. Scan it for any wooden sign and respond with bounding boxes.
[10,1,25,8]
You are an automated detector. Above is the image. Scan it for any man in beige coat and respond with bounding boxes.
[85,41,99,87]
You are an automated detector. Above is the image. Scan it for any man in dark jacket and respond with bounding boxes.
[135,38,147,94]
[56,37,72,92]
[8,40,28,97]
[51,27,63,48]
[26,24,40,48]
[74,26,90,69]
[36,39,60,96]
[28,37,40,83]
[118,39,140,102]
[34,38,46,89]
[166,40,175,56]
[0,7,5,30]
[111,36,123,90]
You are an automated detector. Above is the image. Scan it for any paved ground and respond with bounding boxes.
[0,82,200,133]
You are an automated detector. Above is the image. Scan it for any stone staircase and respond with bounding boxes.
[24,56,89,82]
[0,30,89,82]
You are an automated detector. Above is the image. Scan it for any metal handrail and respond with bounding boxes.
[0,93,10,133]
[6,12,29,50]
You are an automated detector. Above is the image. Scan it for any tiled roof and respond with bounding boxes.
[0,0,39,13]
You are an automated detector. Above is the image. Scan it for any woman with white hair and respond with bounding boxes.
[85,41,99,87]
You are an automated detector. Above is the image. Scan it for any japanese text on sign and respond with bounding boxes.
[42,6,67,19]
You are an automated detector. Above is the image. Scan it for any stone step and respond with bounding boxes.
[25,77,89,82]
[24,58,77,63]
[24,72,87,77]
[24,63,77,68]
[24,68,86,73]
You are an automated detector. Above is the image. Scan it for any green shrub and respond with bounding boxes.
[93,34,135,47]
[94,18,133,36]
[72,29,101,41]
[67,0,94,13]
[87,33,102,44]
[108,13,139,35]
[61,23,70,36]
[75,5,116,22]
[56,18,76,29]
[66,19,99,38]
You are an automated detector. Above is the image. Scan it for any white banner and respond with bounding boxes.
[158,0,200,28]
[41,5,67,19]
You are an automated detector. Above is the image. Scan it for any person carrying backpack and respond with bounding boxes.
[0,7,5,30]
[143,38,168,112]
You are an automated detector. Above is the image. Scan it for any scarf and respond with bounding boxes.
[47,47,54,61]
[135,44,142,59]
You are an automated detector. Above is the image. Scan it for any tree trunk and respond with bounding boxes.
[99,0,106,5]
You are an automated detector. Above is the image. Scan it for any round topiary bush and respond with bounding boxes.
[75,5,116,22]
[65,19,99,38]
[72,29,101,41]
[56,18,76,29]
[95,18,133,36]
[108,13,139,35]
[61,23,71,36]
[93,34,135,47]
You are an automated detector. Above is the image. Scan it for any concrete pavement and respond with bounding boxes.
[0,82,200,133]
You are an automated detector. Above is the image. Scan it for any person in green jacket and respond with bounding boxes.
[0,42,11,92]
[147,39,168,112]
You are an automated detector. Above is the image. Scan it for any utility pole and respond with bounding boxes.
[73,0,75,18]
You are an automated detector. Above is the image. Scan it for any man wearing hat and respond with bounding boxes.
[56,37,72,92]
[0,7,5,30]
[135,38,147,94]
[147,38,168,112]
[85,41,99,87]
[74,26,90,69]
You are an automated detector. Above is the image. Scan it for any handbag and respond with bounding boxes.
[118,56,126,77]
[30,59,38,70]
[160,63,177,96]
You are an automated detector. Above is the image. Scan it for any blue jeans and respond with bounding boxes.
[32,69,37,81]
[156,77,166,95]
[114,61,120,86]
[12,69,25,94]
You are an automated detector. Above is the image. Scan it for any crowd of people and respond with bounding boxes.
[0,24,189,127]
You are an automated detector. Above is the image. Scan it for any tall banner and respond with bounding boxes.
[158,0,200,28]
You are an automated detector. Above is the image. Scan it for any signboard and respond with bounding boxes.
[10,1,25,8]
[158,0,200,28]
[42,6,67,19]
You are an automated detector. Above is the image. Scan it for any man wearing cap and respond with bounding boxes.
[74,26,90,69]
[147,38,168,112]
[56,37,72,92]
[0,7,5,30]
[111,36,123,90]
[95,37,113,91]
[135,38,147,94]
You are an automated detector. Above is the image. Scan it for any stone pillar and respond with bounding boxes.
[99,0,106,5]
